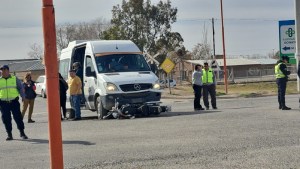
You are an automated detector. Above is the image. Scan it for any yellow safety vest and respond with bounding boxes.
[202,68,214,84]
[274,63,285,79]
[0,76,19,101]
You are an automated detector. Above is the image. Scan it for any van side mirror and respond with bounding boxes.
[86,67,96,77]
[150,63,158,74]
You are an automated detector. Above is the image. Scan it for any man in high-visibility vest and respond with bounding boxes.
[202,62,217,110]
[275,56,291,110]
[0,65,28,140]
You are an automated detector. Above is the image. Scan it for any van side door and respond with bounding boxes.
[84,55,97,109]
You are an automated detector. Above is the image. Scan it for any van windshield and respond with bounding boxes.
[95,54,151,73]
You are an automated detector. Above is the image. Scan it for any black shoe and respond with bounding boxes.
[279,105,282,109]
[72,117,82,121]
[20,134,28,139]
[6,133,13,141]
[282,106,291,110]
[20,130,28,139]
[213,107,217,109]
[28,119,35,123]
[206,107,209,110]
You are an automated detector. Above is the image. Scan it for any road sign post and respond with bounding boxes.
[279,20,296,64]
[160,58,175,94]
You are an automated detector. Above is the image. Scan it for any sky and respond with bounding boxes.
[0,0,296,60]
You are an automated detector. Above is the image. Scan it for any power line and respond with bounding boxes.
[177,18,279,22]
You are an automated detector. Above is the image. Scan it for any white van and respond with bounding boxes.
[59,40,169,119]
[35,75,47,98]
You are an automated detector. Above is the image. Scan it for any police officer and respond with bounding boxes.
[0,65,28,140]
[202,62,217,110]
[275,56,291,110]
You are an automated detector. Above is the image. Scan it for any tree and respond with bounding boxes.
[56,17,110,51]
[268,50,280,59]
[191,24,212,60]
[191,43,212,60]
[102,0,179,56]
[27,43,43,60]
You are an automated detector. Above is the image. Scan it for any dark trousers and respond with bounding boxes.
[203,84,217,108]
[0,98,25,134]
[193,84,203,109]
[60,94,67,118]
[276,78,287,107]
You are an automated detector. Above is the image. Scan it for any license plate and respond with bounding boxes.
[131,98,142,103]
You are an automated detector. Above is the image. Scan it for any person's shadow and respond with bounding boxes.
[19,138,95,145]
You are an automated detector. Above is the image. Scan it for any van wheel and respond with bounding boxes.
[41,90,46,98]
[66,109,75,119]
[96,97,108,120]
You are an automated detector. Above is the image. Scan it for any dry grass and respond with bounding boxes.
[162,80,299,98]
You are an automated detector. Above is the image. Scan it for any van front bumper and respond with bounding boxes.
[100,91,161,110]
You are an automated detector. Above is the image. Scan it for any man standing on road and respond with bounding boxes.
[192,64,204,111]
[202,62,217,110]
[275,56,291,110]
[0,65,28,141]
[68,69,82,120]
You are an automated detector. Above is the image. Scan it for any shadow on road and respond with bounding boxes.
[20,139,95,145]
[62,111,223,121]
[159,110,221,118]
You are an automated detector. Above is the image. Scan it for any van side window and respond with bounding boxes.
[85,56,96,77]
[59,58,70,80]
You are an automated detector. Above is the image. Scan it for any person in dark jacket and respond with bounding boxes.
[21,72,37,123]
[275,56,291,110]
[59,73,68,120]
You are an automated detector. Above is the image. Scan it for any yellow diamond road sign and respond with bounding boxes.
[160,58,175,74]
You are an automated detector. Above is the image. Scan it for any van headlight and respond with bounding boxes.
[153,81,160,90]
[104,82,119,92]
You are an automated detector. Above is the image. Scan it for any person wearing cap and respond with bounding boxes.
[68,69,82,120]
[202,62,217,110]
[0,65,28,140]
[275,56,291,110]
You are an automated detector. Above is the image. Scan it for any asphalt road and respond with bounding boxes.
[1,95,300,169]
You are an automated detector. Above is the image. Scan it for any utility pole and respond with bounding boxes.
[212,18,216,59]
[295,0,300,91]
[42,0,64,169]
[220,0,228,94]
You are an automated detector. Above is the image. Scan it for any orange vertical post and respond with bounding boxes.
[220,0,228,94]
[42,0,64,169]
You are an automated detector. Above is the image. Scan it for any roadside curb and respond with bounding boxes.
[161,94,240,100]
[161,93,282,100]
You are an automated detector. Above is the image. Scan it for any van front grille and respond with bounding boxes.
[119,83,152,92]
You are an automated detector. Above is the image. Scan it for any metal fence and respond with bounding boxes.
[216,66,297,84]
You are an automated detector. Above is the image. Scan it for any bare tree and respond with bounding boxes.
[27,43,43,60]
[191,24,212,60]
[56,17,110,51]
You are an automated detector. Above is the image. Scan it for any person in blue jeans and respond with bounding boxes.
[68,69,82,120]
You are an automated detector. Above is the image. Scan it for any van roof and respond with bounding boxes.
[91,40,141,55]
[62,40,141,55]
